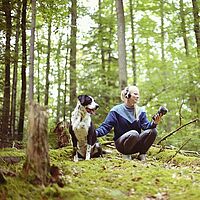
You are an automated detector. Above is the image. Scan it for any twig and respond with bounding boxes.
[166,138,191,163]
[101,141,114,146]
[106,144,116,149]
[157,118,199,145]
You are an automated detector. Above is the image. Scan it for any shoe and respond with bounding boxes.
[122,154,132,160]
[138,154,146,161]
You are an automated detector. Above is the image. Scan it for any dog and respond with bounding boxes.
[69,95,102,162]
[53,121,71,148]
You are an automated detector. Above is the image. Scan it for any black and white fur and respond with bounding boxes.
[69,95,101,162]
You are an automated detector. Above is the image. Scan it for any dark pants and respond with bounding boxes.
[114,128,157,155]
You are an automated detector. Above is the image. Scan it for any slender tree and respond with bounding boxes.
[191,0,200,117]
[160,0,165,62]
[129,0,137,85]
[18,0,27,141]
[11,0,22,138]
[1,0,12,146]
[191,0,200,68]
[44,19,52,106]
[180,0,189,56]
[29,0,36,102]
[69,0,77,115]
[56,34,63,123]
[63,35,70,121]
[179,0,189,125]
[115,0,127,90]
[107,0,114,87]
[36,29,41,103]
[98,0,106,83]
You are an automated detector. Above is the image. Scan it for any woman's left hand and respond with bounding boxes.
[153,114,162,124]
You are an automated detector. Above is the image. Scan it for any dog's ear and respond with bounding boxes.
[78,95,87,105]
[78,95,92,106]
[78,95,84,104]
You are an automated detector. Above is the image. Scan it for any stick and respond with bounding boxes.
[166,138,191,163]
[157,118,199,145]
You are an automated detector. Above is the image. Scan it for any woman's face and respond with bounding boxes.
[125,87,140,107]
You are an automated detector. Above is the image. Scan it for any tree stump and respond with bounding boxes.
[23,102,50,185]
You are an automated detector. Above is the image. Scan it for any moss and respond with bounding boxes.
[0,146,200,200]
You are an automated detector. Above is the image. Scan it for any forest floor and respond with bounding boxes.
[0,144,200,200]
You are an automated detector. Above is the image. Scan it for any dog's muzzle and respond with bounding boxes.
[86,104,99,115]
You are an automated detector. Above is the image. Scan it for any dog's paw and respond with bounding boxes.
[85,153,91,160]
[74,154,79,162]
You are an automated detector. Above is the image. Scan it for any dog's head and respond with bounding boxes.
[78,95,99,115]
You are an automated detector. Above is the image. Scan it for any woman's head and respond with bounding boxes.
[121,86,140,107]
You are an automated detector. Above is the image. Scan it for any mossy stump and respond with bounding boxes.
[23,102,50,185]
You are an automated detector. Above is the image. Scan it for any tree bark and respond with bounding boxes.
[36,29,41,103]
[69,0,77,115]
[56,34,63,123]
[63,36,69,121]
[44,19,52,106]
[192,0,200,67]
[116,0,127,90]
[18,0,27,141]
[161,0,165,62]
[29,0,36,102]
[180,0,189,56]
[129,0,137,85]
[11,0,22,139]
[23,102,50,185]
[1,0,12,147]
[98,0,106,84]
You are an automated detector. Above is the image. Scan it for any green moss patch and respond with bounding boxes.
[0,146,200,200]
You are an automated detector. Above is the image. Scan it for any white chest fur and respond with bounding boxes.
[71,104,91,147]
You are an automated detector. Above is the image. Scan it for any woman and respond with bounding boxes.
[96,86,162,161]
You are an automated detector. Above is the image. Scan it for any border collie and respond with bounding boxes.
[69,95,102,162]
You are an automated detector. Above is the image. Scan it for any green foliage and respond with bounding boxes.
[0,0,199,151]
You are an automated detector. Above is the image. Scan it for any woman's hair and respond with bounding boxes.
[121,85,139,101]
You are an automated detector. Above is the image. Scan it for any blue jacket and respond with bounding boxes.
[96,103,157,141]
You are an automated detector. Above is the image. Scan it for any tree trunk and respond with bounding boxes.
[179,0,189,125]
[29,0,36,102]
[129,0,137,85]
[44,20,52,106]
[180,0,189,56]
[63,37,69,121]
[108,0,114,87]
[18,0,27,141]
[192,0,200,67]
[161,0,165,62]
[98,0,106,84]
[56,34,63,123]
[36,29,41,103]
[69,0,77,116]
[11,0,22,139]
[1,0,12,147]
[115,0,127,90]
[23,102,50,185]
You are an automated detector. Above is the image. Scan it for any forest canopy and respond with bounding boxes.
[0,0,199,151]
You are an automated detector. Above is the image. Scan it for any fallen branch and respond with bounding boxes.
[102,141,114,146]
[152,144,200,158]
[166,138,191,163]
[180,150,200,156]
[157,118,199,145]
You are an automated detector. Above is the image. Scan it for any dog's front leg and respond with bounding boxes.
[69,125,79,162]
[73,147,79,162]
[85,144,91,160]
